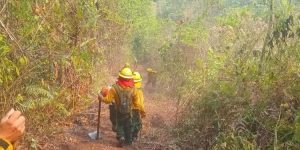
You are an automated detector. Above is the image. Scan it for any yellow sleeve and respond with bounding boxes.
[138,90,145,115]
[132,89,140,110]
[0,138,13,150]
[102,88,116,104]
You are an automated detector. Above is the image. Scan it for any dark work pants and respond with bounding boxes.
[116,113,132,144]
[132,109,142,138]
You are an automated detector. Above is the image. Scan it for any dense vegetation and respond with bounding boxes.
[158,0,300,149]
[1,0,300,149]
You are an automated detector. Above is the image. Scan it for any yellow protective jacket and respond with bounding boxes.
[135,88,145,117]
[134,82,145,117]
[102,84,140,111]
[0,138,13,150]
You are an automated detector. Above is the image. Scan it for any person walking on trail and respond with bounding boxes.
[132,71,146,141]
[101,63,130,133]
[146,68,157,90]
[99,64,140,147]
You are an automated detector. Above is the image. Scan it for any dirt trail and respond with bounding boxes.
[45,89,177,150]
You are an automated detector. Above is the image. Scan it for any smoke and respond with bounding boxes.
[154,0,206,21]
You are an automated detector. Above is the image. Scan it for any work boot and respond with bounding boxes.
[117,137,125,147]
[132,131,139,142]
[124,140,132,146]
[132,136,138,142]
[132,133,138,142]
[112,126,117,132]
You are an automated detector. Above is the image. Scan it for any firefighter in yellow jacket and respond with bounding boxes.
[132,71,145,141]
[99,64,140,147]
[146,68,157,89]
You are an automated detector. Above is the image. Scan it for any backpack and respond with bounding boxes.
[113,84,133,115]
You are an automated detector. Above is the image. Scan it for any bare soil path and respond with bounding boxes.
[44,90,177,150]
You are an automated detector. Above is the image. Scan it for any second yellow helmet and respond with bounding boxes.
[119,65,133,79]
[133,71,142,82]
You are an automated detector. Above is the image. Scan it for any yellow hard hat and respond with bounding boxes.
[133,71,142,82]
[119,67,133,79]
[146,68,153,72]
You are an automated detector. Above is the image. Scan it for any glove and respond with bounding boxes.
[101,87,110,97]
